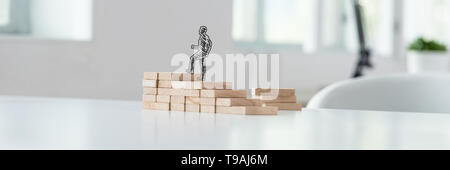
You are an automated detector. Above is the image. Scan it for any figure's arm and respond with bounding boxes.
[191,39,201,49]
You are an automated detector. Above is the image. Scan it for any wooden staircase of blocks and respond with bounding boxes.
[142,72,302,115]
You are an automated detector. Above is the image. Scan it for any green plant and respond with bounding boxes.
[408,37,447,52]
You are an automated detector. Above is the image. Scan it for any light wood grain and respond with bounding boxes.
[158,72,172,80]
[142,102,170,110]
[156,95,171,103]
[249,96,297,103]
[182,73,203,81]
[171,96,185,104]
[171,72,183,81]
[143,88,157,95]
[172,89,200,97]
[185,104,200,112]
[216,106,278,115]
[200,90,247,98]
[200,105,215,113]
[157,88,173,96]
[252,88,295,97]
[263,103,302,111]
[143,72,158,80]
[158,80,172,88]
[142,80,157,88]
[186,96,200,104]
[200,97,216,105]
[171,104,185,112]
[216,98,255,106]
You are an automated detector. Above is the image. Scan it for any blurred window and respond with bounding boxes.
[233,0,450,57]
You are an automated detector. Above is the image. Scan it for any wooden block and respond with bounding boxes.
[216,106,278,115]
[201,90,247,98]
[252,88,296,97]
[216,98,255,106]
[263,103,302,111]
[250,96,297,103]
[182,73,203,81]
[198,82,233,89]
[171,104,185,112]
[143,88,157,95]
[142,102,170,110]
[142,95,156,102]
[182,73,194,81]
[158,72,172,80]
[172,81,198,89]
[156,95,171,103]
[186,96,200,104]
[171,96,185,104]
[144,72,158,80]
[171,72,183,81]
[172,89,200,97]
[158,80,172,88]
[142,80,157,87]
[157,88,173,96]
[185,104,200,112]
[193,74,203,81]
[200,105,215,113]
[200,97,216,105]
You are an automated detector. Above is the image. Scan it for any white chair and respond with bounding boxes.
[307,74,450,113]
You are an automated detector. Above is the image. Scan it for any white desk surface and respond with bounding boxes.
[1,96,450,150]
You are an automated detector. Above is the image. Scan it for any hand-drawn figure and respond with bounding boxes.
[187,26,212,81]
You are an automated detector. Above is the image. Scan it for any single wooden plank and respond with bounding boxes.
[200,97,216,105]
[186,96,200,104]
[142,102,170,110]
[200,105,215,113]
[185,104,200,112]
[249,96,297,103]
[171,96,185,104]
[156,95,171,103]
[170,104,185,112]
[142,95,156,102]
[263,103,302,111]
[252,88,296,97]
[142,80,157,87]
[201,90,247,98]
[143,72,158,80]
[143,88,157,95]
[216,106,278,115]
[245,106,278,115]
[216,98,255,106]
[158,72,172,80]
[172,89,200,97]
[157,88,173,96]
[171,72,183,81]
[158,80,172,88]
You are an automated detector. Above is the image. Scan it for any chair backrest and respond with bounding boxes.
[307,74,450,113]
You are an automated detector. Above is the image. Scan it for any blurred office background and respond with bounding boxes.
[0,0,448,102]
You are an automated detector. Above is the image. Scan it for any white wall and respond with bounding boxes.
[0,0,405,101]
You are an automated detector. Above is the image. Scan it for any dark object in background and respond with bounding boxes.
[352,0,373,78]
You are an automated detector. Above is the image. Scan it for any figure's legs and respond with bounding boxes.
[201,57,206,81]
[188,55,195,73]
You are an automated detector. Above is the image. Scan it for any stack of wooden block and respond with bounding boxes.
[142,72,280,115]
[250,88,302,111]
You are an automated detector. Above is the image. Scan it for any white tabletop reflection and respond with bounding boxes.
[1,96,450,150]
